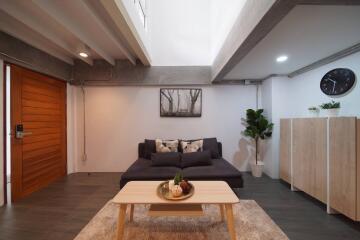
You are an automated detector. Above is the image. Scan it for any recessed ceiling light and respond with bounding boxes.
[276,55,288,63]
[79,52,88,58]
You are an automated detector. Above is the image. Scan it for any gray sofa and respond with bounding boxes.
[120,140,244,189]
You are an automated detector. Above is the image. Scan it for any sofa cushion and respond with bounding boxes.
[182,158,242,179]
[180,139,203,153]
[155,139,179,152]
[181,150,212,168]
[121,158,180,182]
[144,139,156,159]
[151,152,181,167]
[203,138,220,158]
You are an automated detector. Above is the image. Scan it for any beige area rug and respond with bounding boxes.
[74,200,288,240]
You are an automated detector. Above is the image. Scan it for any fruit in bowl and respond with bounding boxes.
[180,180,191,194]
[171,185,183,197]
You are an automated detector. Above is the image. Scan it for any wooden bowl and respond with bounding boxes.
[157,181,194,201]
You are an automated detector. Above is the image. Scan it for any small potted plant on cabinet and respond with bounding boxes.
[319,100,340,117]
[242,109,273,177]
[308,106,319,117]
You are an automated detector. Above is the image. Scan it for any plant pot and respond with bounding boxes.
[325,108,340,117]
[250,161,264,177]
[308,110,319,117]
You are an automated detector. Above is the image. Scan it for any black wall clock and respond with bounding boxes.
[320,68,355,96]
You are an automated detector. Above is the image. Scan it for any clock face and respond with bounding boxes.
[320,68,355,96]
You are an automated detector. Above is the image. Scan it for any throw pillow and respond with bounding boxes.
[181,150,212,168]
[151,152,181,167]
[155,139,179,153]
[203,138,220,158]
[144,139,156,159]
[181,139,203,153]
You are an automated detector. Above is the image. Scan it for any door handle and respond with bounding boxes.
[14,124,32,139]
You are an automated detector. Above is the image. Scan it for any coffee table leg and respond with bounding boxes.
[130,204,134,222]
[116,204,127,240]
[225,204,236,240]
[219,204,225,221]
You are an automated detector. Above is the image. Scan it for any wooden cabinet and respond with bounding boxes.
[357,119,360,220]
[329,117,357,219]
[293,118,327,203]
[279,119,291,183]
[280,117,360,221]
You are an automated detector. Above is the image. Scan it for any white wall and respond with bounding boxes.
[77,85,257,172]
[262,52,360,178]
[67,85,85,174]
[0,60,4,206]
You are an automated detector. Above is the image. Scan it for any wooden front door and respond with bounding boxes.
[10,65,67,201]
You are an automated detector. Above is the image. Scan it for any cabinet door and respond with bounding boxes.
[329,117,356,220]
[293,118,327,203]
[280,119,291,183]
[357,119,360,221]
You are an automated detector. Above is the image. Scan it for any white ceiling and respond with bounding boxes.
[0,0,139,65]
[225,5,360,80]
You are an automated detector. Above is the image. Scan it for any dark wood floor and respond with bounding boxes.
[0,172,360,240]
[236,173,360,240]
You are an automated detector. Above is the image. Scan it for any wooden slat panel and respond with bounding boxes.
[27,128,61,136]
[22,84,60,98]
[280,119,291,183]
[22,114,61,122]
[23,76,61,93]
[22,91,59,104]
[22,106,61,115]
[23,150,61,164]
[329,117,357,220]
[22,145,61,160]
[23,139,61,152]
[22,99,60,110]
[23,133,61,144]
[23,121,61,129]
[23,156,60,177]
[23,162,61,184]
[357,119,360,221]
[293,118,327,203]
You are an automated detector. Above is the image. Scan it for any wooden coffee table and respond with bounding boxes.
[112,181,239,240]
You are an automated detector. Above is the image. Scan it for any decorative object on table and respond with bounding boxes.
[320,68,356,96]
[308,106,319,117]
[160,88,202,117]
[319,100,340,117]
[157,180,195,201]
[242,109,273,177]
[157,172,194,200]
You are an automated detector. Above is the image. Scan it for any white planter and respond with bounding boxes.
[308,110,319,117]
[325,108,340,117]
[250,161,264,177]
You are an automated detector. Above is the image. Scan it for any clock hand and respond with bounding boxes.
[327,78,336,84]
[332,82,336,93]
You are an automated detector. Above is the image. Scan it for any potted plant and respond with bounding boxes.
[242,109,273,177]
[319,100,340,117]
[308,106,319,117]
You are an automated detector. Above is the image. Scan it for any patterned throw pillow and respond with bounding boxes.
[155,139,179,153]
[181,139,203,153]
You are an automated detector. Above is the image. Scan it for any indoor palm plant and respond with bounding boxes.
[242,109,273,177]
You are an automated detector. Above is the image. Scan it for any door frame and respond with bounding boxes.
[3,63,68,203]
[2,62,7,204]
